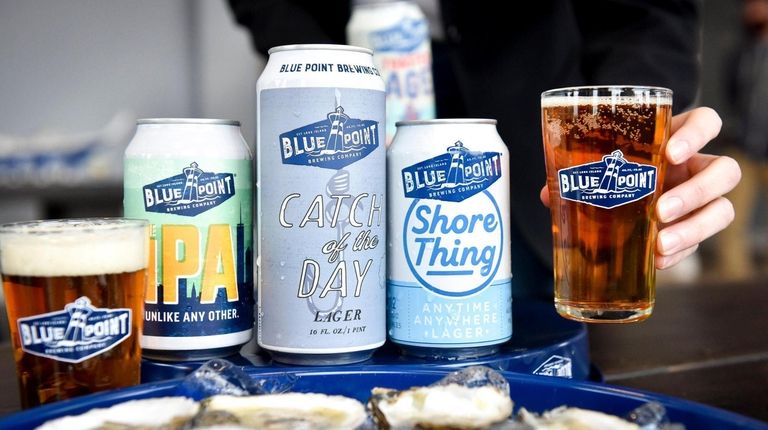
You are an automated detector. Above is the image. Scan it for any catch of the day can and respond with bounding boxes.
[257,44,386,365]
[124,119,254,361]
[388,119,512,359]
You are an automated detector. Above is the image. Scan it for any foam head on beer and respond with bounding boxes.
[0,218,147,277]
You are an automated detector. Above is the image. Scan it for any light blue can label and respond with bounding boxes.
[370,17,428,53]
[388,139,512,349]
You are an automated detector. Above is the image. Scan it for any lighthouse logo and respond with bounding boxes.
[558,150,657,209]
[279,104,380,170]
[17,297,132,363]
[142,162,236,217]
[401,141,502,202]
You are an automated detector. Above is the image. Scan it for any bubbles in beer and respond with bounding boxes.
[543,99,664,151]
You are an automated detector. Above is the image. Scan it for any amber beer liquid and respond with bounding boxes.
[0,219,147,407]
[541,86,672,323]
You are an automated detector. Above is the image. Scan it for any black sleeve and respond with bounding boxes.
[574,0,700,112]
[227,0,351,56]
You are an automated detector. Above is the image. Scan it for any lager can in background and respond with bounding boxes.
[541,86,672,323]
[347,0,436,145]
[387,119,512,359]
[124,119,254,360]
[257,45,386,365]
[0,218,147,408]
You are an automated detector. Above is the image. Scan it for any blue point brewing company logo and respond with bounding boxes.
[402,141,502,202]
[558,150,657,209]
[17,297,131,363]
[370,17,428,52]
[402,142,504,297]
[142,162,236,217]
[279,105,379,170]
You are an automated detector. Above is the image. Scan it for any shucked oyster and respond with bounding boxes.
[188,393,368,430]
[517,407,641,430]
[36,396,199,430]
[369,366,514,429]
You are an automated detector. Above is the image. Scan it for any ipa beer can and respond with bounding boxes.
[124,119,254,361]
[387,119,512,359]
[347,0,436,145]
[257,45,386,365]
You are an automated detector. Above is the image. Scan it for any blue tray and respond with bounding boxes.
[2,367,765,430]
[142,297,593,381]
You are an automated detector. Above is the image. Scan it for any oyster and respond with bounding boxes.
[517,406,641,430]
[369,366,514,429]
[188,393,368,430]
[36,396,199,430]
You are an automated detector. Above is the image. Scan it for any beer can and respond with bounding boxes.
[257,45,386,365]
[124,119,254,361]
[347,0,436,145]
[387,119,512,359]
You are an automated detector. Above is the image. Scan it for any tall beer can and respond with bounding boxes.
[347,0,436,145]
[124,119,254,361]
[388,119,512,359]
[257,45,386,365]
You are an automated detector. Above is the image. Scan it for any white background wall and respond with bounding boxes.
[0,0,264,224]
[0,0,263,139]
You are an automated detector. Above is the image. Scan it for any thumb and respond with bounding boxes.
[540,185,551,208]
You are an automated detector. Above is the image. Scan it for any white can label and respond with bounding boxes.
[259,87,386,353]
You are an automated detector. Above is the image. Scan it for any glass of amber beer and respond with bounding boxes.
[541,86,672,323]
[0,218,148,408]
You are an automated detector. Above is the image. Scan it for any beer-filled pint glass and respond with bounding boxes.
[0,218,148,408]
[541,86,672,323]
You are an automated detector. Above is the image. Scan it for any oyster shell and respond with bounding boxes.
[36,396,199,430]
[369,367,514,429]
[517,406,641,430]
[188,393,368,430]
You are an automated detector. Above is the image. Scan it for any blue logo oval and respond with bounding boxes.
[558,150,657,209]
[403,190,503,297]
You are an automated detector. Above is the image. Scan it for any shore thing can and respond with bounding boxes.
[257,45,386,365]
[387,119,512,359]
[124,119,254,361]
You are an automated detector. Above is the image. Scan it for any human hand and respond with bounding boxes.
[539,107,741,270]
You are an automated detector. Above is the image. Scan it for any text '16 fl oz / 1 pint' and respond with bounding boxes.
[387,119,512,360]
[257,44,386,365]
[124,119,254,360]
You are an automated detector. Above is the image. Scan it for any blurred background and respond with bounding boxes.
[0,0,765,323]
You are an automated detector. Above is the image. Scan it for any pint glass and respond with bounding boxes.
[541,86,672,323]
[0,218,148,407]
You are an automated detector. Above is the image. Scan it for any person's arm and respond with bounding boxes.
[574,0,699,110]
[228,0,350,55]
[542,1,741,269]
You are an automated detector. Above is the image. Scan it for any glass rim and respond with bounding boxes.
[0,218,149,235]
[541,85,673,98]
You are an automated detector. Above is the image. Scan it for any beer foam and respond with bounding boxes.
[0,219,147,277]
[541,95,672,108]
